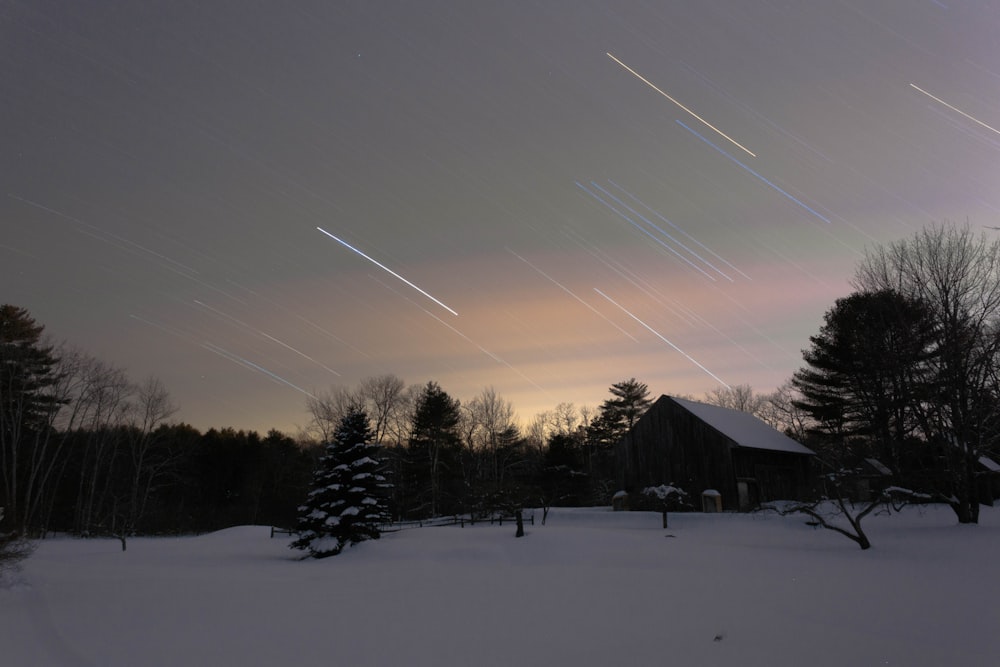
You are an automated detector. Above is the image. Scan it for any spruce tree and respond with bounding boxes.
[291,408,391,558]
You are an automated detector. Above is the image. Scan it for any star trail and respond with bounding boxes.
[3,1,998,433]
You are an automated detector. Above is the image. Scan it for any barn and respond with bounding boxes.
[616,395,816,511]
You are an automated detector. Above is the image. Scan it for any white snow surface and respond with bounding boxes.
[670,396,815,455]
[3,505,998,666]
[979,455,1000,473]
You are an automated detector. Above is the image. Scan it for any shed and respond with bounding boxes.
[977,455,1000,506]
[616,395,815,511]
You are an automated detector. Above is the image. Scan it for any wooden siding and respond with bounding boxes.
[616,396,813,511]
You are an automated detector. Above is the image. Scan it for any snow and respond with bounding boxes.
[979,455,1000,473]
[351,456,377,468]
[670,396,815,455]
[884,487,933,501]
[865,458,893,476]
[644,484,686,500]
[3,505,998,666]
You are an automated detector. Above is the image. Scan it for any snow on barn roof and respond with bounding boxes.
[865,458,894,476]
[979,456,1000,473]
[669,396,814,455]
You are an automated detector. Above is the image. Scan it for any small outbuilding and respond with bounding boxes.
[977,455,1000,506]
[616,395,816,511]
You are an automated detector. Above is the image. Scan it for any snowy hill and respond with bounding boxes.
[2,506,998,666]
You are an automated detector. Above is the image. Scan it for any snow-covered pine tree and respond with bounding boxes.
[291,407,392,558]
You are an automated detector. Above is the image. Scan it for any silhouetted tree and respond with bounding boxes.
[540,432,589,508]
[854,224,1000,523]
[589,378,652,446]
[405,382,462,518]
[704,384,768,419]
[793,289,938,471]
[586,378,652,500]
[0,305,65,536]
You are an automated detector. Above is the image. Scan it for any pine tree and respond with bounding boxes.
[405,382,462,518]
[291,408,391,558]
[0,304,65,535]
[587,378,652,447]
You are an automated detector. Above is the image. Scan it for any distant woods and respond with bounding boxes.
[0,304,312,538]
[0,298,660,537]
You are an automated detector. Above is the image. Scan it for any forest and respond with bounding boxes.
[0,300,659,540]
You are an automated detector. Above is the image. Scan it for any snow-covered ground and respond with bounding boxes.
[3,505,998,666]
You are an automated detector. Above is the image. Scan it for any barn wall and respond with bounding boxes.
[617,396,814,511]
[731,448,813,504]
[617,397,740,509]
[617,395,673,492]
[670,406,739,509]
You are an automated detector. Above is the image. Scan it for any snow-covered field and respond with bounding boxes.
[3,505,998,666]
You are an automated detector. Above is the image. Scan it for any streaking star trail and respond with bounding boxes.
[910,83,1000,137]
[317,227,458,317]
[595,288,731,389]
[131,314,320,398]
[507,248,639,342]
[193,300,341,376]
[588,180,735,282]
[575,181,719,282]
[607,52,757,158]
[676,120,832,224]
[370,275,550,395]
[201,342,317,399]
[7,1,999,433]
[606,180,751,281]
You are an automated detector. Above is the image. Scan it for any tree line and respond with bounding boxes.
[0,300,655,540]
[4,221,999,549]
[305,376,656,522]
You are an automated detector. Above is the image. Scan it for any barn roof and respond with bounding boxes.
[669,396,815,456]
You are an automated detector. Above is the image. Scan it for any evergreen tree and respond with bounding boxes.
[851,224,1000,523]
[792,289,937,470]
[291,408,391,558]
[587,378,652,447]
[0,305,65,535]
[585,378,652,503]
[405,381,463,518]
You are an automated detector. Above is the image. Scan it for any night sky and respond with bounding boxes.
[3,1,999,434]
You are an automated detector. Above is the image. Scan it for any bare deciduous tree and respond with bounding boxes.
[854,223,1000,523]
[306,386,361,443]
[552,402,579,436]
[115,377,177,550]
[703,384,768,419]
[758,382,812,443]
[358,374,406,445]
[524,411,551,458]
[59,352,132,536]
[464,387,518,486]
